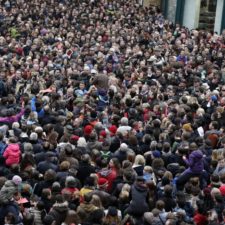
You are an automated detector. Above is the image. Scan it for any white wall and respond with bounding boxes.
[214,0,224,33]
[183,0,201,29]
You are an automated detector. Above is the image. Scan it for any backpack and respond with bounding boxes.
[100,151,111,160]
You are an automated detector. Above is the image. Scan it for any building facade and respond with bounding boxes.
[142,0,225,34]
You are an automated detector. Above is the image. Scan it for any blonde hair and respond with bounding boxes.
[144,166,153,174]
[91,194,103,209]
[163,171,173,181]
[134,154,146,166]
[119,184,130,200]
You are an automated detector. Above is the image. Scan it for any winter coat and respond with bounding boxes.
[0,201,22,224]
[3,143,21,166]
[77,161,96,185]
[194,213,208,225]
[0,180,18,204]
[97,167,117,192]
[46,201,69,225]
[185,150,204,174]
[127,182,149,216]
[113,150,127,164]
[77,202,98,221]
[37,160,58,174]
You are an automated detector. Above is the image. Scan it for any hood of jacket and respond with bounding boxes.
[7,143,20,152]
[53,201,69,213]
[80,202,98,212]
[191,150,203,159]
[99,168,111,177]
[134,183,148,192]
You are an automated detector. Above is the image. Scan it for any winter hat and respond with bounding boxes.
[120,143,128,152]
[99,130,107,138]
[65,176,77,188]
[152,150,161,158]
[108,125,117,135]
[77,137,87,147]
[12,175,22,185]
[70,135,80,141]
[91,69,97,74]
[84,125,93,135]
[98,178,108,188]
[219,185,225,196]
[211,95,218,102]
[66,125,73,133]
[30,132,38,141]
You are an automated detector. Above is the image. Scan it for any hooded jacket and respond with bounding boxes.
[97,167,117,192]
[0,180,18,204]
[127,182,149,216]
[185,150,204,174]
[47,201,69,225]
[3,143,21,166]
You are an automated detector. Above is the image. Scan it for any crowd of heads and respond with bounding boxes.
[0,0,225,225]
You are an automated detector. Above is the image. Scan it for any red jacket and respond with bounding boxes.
[97,167,117,192]
[194,213,208,225]
[3,143,21,166]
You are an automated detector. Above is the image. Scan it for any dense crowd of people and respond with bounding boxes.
[0,0,225,224]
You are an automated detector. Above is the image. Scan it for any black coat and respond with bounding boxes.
[77,161,96,185]
[46,202,69,225]
[37,160,58,174]
[127,183,149,216]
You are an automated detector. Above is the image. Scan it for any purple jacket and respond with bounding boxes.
[0,108,25,123]
[185,150,204,174]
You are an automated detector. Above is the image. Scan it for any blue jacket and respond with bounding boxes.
[31,97,45,118]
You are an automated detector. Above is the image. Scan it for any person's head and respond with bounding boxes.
[83,192,93,203]
[164,185,173,196]
[91,194,102,208]
[41,188,51,200]
[60,161,70,171]
[109,158,120,170]
[64,210,80,225]
[44,169,56,182]
[156,200,165,211]
[134,154,146,166]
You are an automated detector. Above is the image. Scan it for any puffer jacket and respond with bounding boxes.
[0,180,18,204]
[3,143,21,166]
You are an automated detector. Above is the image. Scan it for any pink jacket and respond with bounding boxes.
[3,143,21,166]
